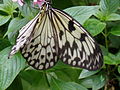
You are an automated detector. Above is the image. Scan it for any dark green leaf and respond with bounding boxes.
[110,25,120,36]
[50,78,87,90]
[20,70,50,90]
[54,68,80,82]
[108,35,120,48]
[7,76,23,90]
[0,47,25,90]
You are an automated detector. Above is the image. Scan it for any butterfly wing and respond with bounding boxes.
[20,10,59,70]
[9,13,40,57]
[9,3,103,70]
[50,8,103,70]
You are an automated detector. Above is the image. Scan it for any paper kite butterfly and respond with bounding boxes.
[9,0,103,71]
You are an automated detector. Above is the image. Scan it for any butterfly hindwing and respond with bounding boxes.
[20,10,59,70]
[50,8,103,70]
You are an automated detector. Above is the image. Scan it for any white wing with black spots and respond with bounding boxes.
[9,1,103,71]
[50,8,103,70]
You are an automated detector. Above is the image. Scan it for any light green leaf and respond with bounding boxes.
[79,69,100,79]
[0,0,18,15]
[106,13,120,21]
[110,25,120,36]
[79,74,106,89]
[2,0,18,14]
[118,66,120,74]
[79,77,93,88]
[5,18,29,36]
[92,74,106,90]
[5,18,29,44]
[64,6,99,24]
[104,52,120,65]
[84,19,106,36]
[0,47,25,90]
[0,15,11,26]
[100,0,119,15]
[18,4,38,19]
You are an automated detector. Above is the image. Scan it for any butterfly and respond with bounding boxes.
[9,0,103,71]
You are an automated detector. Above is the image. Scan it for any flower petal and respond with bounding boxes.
[12,0,17,2]
[18,0,24,6]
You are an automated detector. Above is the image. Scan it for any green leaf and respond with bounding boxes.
[79,74,106,89]
[7,76,23,90]
[64,6,99,24]
[108,35,120,48]
[5,18,29,36]
[79,77,93,88]
[84,19,106,36]
[100,0,119,15]
[104,52,120,65]
[18,4,38,19]
[50,78,87,90]
[110,25,120,36]
[20,70,50,90]
[67,82,88,90]
[0,47,25,90]
[0,15,11,26]
[54,68,80,82]
[79,69,100,79]
[5,18,29,44]
[106,13,120,21]
[100,45,108,56]
[92,74,106,90]
[0,0,18,14]
[118,66,120,74]
[0,38,10,51]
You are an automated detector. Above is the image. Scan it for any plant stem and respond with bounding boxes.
[104,27,108,50]
[11,13,14,19]
[44,71,50,87]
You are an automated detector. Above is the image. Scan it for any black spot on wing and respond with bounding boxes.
[80,33,87,41]
[59,30,64,40]
[68,20,75,31]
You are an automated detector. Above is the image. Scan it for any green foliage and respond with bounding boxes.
[0,0,120,90]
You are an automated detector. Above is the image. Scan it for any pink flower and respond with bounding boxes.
[12,0,24,6]
[33,0,45,8]
[12,0,45,7]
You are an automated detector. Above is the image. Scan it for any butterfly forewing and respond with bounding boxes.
[9,13,40,57]
[50,8,103,70]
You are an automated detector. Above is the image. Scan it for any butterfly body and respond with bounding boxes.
[9,0,103,70]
